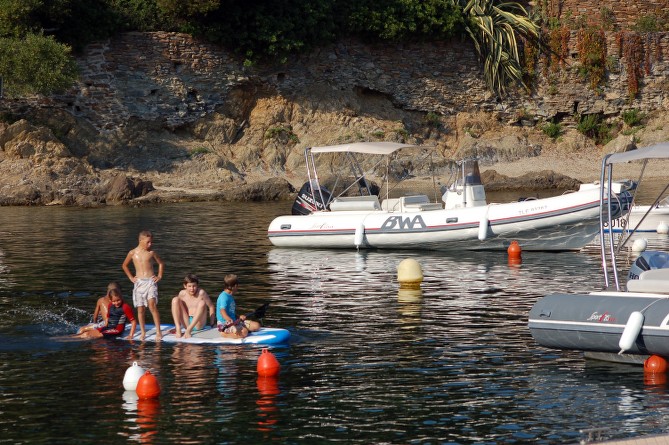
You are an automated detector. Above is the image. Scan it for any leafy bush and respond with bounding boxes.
[622,109,644,127]
[577,114,599,136]
[264,125,299,143]
[577,113,612,145]
[0,33,78,97]
[347,0,460,41]
[189,146,211,157]
[542,121,562,139]
[633,15,659,32]
[425,112,441,128]
[576,26,607,90]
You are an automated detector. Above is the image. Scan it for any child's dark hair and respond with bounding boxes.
[183,273,199,285]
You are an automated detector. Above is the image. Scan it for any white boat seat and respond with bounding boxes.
[381,195,442,212]
[402,195,430,205]
[626,279,669,294]
[381,198,402,211]
[329,195,381,211]
[639,268,669,280]
[408,202,443,211]
[626,268,669,293]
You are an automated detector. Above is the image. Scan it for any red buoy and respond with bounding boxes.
[507,240,522,261]
[644,355,668,374]
[257,348,280,377]
[136,370,161,399]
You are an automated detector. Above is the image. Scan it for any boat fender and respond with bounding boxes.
[618,311,644,354]
[478,216,489,241]
[632,238,648,253]
[354,223,365,248]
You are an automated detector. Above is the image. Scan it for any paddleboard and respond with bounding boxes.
[118,324,290,345]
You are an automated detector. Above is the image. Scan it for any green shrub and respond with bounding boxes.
[577,114,600,136]
[264,125,299,143]
[0,33,78,97]
[394,128,409,139]
[542,121,562,139]
[577,113,612,145]
[622,109,644,127]
[633,15,659,32]
[425,112,441,128]
[190,146,211,157]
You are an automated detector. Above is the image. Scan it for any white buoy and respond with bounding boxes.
[618,311,644,354]
[354,223,365,248]
[397,258,423,289]
[657,221,669,234]
[123,361,146,391]
[632,238,648,253]
[478,216,488,241]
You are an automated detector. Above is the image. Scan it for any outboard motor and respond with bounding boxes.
[291,181,331,215]
[628,250,669,280]
[609,189,634,219]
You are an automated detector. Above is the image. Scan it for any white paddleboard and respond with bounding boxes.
[119,324,290,344]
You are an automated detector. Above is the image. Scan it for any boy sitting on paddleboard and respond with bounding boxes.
[216,274,261,338]
[171,273,216,338]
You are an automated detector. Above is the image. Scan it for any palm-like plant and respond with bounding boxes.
[453,0,539,97]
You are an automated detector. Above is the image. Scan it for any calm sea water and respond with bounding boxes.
[1,195,669,444]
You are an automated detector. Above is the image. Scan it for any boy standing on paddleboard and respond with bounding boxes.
[122,230,164,341]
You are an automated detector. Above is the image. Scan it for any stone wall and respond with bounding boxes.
[63,32,494,132]
[52,30,669,133]
[546,0,669,28]
[530,31,669,119]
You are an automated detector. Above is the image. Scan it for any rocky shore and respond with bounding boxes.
[1,102,668,207]
[1,30,668,207]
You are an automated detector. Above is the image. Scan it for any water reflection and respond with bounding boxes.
[3,201,669,444]
[122,390,160,444]
[256,376,280,433]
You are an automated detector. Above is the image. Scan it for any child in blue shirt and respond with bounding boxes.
[216,274,260,338]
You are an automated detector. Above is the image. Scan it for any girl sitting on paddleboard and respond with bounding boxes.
[76,288,137,339]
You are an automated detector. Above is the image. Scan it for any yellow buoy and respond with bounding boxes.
[397,259,423,289]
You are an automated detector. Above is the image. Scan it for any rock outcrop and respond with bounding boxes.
[1,31,668,206]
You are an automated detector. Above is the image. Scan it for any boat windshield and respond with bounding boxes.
[462,160,482,186]
[455,159,482,186]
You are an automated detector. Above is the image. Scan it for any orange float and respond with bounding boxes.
[136,370,161,399]
[507,240,522,261]
[644,355,668,374]
[257,348,281,377]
